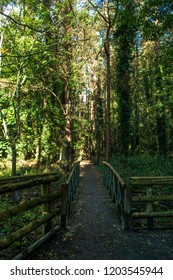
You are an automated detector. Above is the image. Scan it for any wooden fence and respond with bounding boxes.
[129,177,173,229]
[0,161,80,259]
[103,161,131,230]
[103,162,173,230]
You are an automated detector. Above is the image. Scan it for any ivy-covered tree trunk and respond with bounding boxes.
[61,85,72,171]
[116,32,132,155]
[61,2,74,171]
[95,80,103,164]
[117,64,131,155]
[115,1,136,155]
[131,40,140,154]
[155,26,167,157]
[155,67,167,157]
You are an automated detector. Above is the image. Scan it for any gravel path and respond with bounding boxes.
[30,160,173,260]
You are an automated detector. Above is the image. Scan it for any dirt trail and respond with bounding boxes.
[30,160,173,260]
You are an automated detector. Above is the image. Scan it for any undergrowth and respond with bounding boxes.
[110,154,173,183]
[0,158,62,177]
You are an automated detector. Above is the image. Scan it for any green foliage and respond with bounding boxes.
[1,0,173,166]
[114,1,137,155]
[111,154,173,183]
[0,193,40,238]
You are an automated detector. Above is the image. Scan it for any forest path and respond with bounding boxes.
[30,160,173,260]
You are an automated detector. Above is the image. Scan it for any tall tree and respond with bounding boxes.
[141,0,173,156]
[87,0,118,162]
[115,0,136,155]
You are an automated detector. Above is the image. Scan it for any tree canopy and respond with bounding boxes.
[0,0,173,173]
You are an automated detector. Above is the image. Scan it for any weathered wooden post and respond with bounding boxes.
[147,186,153,228]
[109,170,112,195]
[41,182,51,234]
[115,180,120,210]
[112,174,116,201]
[123,184,132,230]
[105,165,108,187]
[61,183,68,229]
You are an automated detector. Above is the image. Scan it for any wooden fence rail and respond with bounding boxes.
[0,161,80,259]
[61,161,80,229]
[0,172,60,184]
[103,161,131,230]
[129,177,173,229]
[103,162,173,230]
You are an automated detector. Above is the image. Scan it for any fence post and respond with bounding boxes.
[123,184,132,230]
[105,165,108,187]
[147,187,153,228]
[41,183,51,235]
[112,175,116,201]
[61,183,68,229]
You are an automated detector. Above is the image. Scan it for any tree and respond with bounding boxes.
[114,0,136,155]
[140,0,173,156]
[1,0,173,172]
[87,0,119,162]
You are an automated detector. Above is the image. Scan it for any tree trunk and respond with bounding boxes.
[105,29,111,162]
[11,142,17,177]
[94,76,103,165]
[60,2,74,171]
[11,142,20,202]
[131,42,140,153]
[155,20,167,157]
[115,2,136,155]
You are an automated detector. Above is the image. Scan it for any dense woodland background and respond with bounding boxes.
[0,0,173,176]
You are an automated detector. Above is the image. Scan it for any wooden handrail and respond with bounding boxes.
[102,161,130,230]
[66,161,80,184]
[131,176,173,180]
[61,161,80,224]
[0,161,80,259]
[130,176,173,185]
[0,174,61,194]
[0,191,61,221]
[102,162,173,230]
[103,161,125,187]
[0,208,60,250]
[0,172,60,184]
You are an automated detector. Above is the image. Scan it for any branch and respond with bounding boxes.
[104,42,109,56]
[110,0,119,28]
[87,0,119,28]
[0,50,49,58]
[44,87,66,116]
[67,0,77,18]
[87,0,109,24]
[0,109,9,140]
[0,11,45,33]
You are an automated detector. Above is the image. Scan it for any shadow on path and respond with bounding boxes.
[30,161,173,260]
